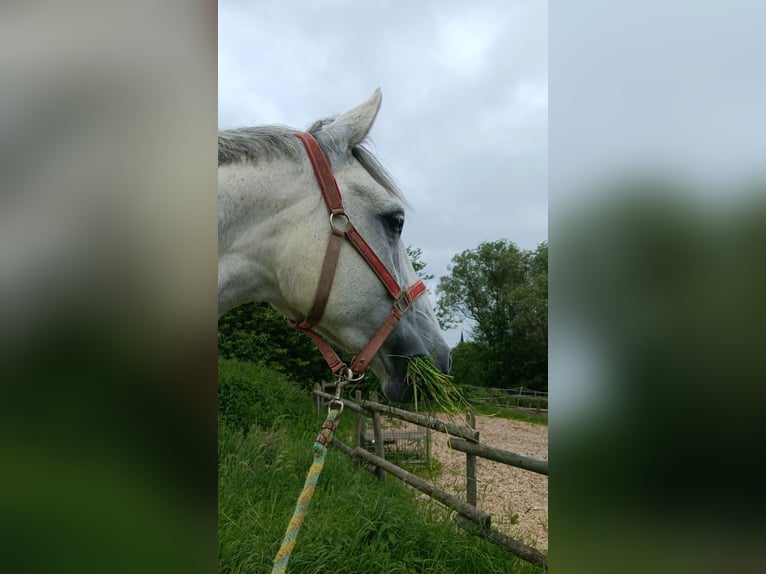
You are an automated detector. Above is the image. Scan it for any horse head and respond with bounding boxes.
[218,89,451,402]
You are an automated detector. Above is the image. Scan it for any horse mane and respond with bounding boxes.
[218,121,402,200]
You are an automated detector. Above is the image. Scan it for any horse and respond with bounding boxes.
[217,88,450,402]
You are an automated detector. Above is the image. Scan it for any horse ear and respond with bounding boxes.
[318,88,382,149]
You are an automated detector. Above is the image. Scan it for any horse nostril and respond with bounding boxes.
[447,352,452,373]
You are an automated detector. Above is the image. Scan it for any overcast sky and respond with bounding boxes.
[218,0,548,345]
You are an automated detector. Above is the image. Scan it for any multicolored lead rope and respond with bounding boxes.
[271,391,345,574]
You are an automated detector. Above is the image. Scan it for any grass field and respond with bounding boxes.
[218,358,544,573]
[469,402,548,426]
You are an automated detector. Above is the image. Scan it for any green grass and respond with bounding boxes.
[218,358,544,573]
[470,402,548,427]
[406,356,470,419]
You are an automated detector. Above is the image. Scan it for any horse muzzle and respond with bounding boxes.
[375,330,452,403]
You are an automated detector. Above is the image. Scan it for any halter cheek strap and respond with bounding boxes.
[290,132,425,378]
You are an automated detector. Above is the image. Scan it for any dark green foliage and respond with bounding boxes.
[437,241,548,391]
[448,341,491,388]
[218,358,314,434]
[218,302,334,388]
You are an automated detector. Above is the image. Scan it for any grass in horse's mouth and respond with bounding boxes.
[406,355,469,418]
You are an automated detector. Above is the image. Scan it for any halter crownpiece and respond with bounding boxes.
[290,132,426,379]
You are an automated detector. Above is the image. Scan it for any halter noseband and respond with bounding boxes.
[290,132,426,380]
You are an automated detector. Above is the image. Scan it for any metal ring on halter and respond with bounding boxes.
[339,366,365,383]
[329,212,351,234]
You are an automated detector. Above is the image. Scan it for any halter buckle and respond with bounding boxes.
[392,292,414,317]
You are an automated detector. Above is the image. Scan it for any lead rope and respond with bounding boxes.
[271,378,349,574]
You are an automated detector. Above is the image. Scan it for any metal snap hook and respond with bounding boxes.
[327,398,345,415]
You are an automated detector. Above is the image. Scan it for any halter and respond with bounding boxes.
[290,132,426,380]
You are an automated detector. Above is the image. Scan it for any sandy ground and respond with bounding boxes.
[431,415,548,550]
[380,414,548,551]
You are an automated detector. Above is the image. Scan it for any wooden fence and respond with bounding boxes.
[313,386,549,570]
[462,384,548,414]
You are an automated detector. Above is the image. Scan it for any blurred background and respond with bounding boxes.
[0,2,217,573]
[550,2,766,573]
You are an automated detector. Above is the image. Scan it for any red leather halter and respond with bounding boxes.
[291,132,426,380]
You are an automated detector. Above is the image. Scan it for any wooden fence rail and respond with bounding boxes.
[460,384,548,413]
[331,437,491,527]
[313,387,549,570]
[313,389,479,442]
[461,384,548,397]
[467,397,548,412]
[456,516,549,568]
[448,438,549,476]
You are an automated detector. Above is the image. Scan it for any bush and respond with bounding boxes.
[218,302,333,389]
[218,358,314,434]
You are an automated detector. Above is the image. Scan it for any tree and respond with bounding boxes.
[436,240,548,390]
[448,340,489,388]
[406,245,434,282]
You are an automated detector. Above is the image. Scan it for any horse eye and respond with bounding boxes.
[384,212,405,234]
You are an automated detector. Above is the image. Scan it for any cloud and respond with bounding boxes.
[433,9,507,78]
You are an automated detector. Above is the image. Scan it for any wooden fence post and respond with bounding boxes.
[370,391,386,483]
[314,383,321,417]
[354,390,362,448]
[425,425,432,467]
[466,408,478,507]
